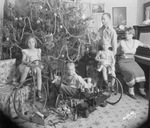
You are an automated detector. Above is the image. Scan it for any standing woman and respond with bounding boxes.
[117,27,150,99]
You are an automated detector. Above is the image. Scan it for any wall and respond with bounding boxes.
[81,0,138,27]
[137,0,150,25]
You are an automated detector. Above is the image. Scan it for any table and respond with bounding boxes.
[135,55,150,120]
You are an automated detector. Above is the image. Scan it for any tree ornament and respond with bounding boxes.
[14,17,18,21]
[86,47,89,52]
[62,54,64,58]
[6,37,10,41]
[54,13,57,16]
[36,20,41,24]
[39,5,43,9]
[44,33,54,50]
[19,17,23,21]
[82,14,86,19]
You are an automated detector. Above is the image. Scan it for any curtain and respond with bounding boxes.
[0,0,5,28]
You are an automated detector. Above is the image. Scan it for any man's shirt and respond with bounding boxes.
[98,25,117,54]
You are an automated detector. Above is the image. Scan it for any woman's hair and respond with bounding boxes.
[25,35,37,48]
[125,27,135,36]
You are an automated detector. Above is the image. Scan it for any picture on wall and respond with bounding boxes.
[92,4,105,13]
[144,2,150,20]
[112,7,126,27]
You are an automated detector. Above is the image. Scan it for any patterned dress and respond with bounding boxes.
[19,48,41,73]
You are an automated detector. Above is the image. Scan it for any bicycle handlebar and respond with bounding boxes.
[28,60,43,70]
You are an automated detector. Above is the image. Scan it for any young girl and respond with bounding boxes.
[19,35,42,100]
[95,39,116,86]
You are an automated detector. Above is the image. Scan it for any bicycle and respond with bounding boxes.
[100,74,123,105]
[51,62,87,121]
[54,59,123,121]
[13,60,49,121]
[86,62,123,105]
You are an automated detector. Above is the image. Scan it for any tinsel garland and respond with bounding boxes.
[1,0,98,65]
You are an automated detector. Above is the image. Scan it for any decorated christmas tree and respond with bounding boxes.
[2,0,93,70]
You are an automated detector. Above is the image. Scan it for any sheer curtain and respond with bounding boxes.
[0,0,5,28]
[0,0,5,60]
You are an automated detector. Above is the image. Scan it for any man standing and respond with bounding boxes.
[97,13,117,55]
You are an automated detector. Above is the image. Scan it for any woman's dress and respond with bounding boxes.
[117,39,145,87]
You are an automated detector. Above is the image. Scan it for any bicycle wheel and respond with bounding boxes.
[55,93,70,120]
[106,75,123,105]
[55,92,64,109]
[13,77,47,121]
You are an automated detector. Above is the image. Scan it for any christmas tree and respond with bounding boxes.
[2,0,93,70]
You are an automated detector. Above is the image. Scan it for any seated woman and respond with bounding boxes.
[19,35,42,100]
[117,27,150,99]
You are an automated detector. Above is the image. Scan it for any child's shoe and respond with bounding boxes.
[139,88,147,99]
[111,85,115,92]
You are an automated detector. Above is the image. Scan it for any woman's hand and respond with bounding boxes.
[143,44,150,49]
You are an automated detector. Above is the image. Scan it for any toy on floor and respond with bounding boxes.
[74,89,110,119]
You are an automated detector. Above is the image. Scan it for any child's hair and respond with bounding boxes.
[25,35,37,48]
[66,62,75,68]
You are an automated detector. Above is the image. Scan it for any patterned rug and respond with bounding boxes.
[16,94,149,128]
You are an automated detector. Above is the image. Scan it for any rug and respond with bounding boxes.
[17,94,149,128]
